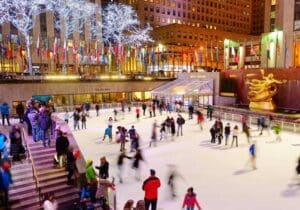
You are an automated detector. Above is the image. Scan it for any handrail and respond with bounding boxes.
[212,109,300,133]
[21,127,42,205]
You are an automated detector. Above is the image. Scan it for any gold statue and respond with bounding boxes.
[246,70,286,111]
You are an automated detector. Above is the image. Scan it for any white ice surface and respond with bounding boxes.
[58,109,300,210]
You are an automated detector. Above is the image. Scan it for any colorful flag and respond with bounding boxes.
[72,41,78,61]
[44,38,51,59]
[151,48,155,64]
[62,39,67,60]
[79,42,84,57]
[6,35,12,59]
[36,36,40,57]
[53,37,58,55]
[17,37,23,59]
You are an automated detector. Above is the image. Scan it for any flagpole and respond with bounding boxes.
[275,31,278,69]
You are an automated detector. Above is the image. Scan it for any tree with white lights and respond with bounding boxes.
[5,0,49,74]
[102,3,152,73]
[102,3,152,46]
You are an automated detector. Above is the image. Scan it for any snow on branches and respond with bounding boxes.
[102,3,152,47]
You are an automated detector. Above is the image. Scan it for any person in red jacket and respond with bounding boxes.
[136,107,141,121]
[142,169,161,210]
[182,187,202,210]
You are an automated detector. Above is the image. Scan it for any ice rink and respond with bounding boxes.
[59,109,300,210]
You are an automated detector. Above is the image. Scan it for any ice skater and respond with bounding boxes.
[197,110,204,130]
[231,125,239,147]
[272,124,282,142]
[132,149,144,180]
[176,114,185,136]
[102,126,113,142]
[160,121,167,141]
[224,123,231,146]
[117,152,132,183]
[150,120,158,147]
[182,187,202,210]
[246,141,257,170]
[128,125,137,152]
[113,109,118,121]
[136,107,141,121]
[167,164,184,199]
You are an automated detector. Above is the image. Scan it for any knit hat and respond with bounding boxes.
[150,169,156,175]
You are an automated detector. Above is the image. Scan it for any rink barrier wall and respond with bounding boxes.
[212,105,300,133]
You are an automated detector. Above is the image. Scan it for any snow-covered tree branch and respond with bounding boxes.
[102,3,152,46]
[5,0,50,74]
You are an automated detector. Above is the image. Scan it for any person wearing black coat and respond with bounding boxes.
[132,149,144,180]
[66,146,75,185]
[95,156,109,179]
[16,102,25,123]
[9,126,25,161]
[170,117,176,140]
[210,126,216,143]
[55,130,70,167]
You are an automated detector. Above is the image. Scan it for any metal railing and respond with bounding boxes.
[21,127,42,205]
[212,108,300,133]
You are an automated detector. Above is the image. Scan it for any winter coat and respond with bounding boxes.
[66,151,75,171]
[16,103,24,116]
[132,153,143,169]
[117,154,131,166]
[0,169,13,190]
[182,193,201,209]
[95,162,109,179]
[0,133,7,150]
[55,136,69,156]
[28,108,39,127]
[232,128,239,137]
[142,175,161,200]
[38,112,52,131]
[224,126,231,135]
[177,117,185,125]
[85,160,97,183]
[0,103,10,115]
[171,122,176,134]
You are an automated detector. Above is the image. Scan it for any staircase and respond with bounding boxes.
[8,162,40,210]
[26,136,80,209]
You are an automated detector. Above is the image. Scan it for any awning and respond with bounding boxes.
[32,95,52,103]
[151,78,213,96]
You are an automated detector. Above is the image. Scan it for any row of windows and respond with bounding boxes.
[145,16,250,33]
[143,6,250,22]
[143,0,251,10]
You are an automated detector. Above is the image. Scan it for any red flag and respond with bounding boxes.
[6,41,12,59]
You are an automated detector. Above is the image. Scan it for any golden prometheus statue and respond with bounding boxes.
[246,70,286,111]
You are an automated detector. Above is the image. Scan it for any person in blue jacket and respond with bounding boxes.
[0,132,8,159]
[0,102,10,126]
[246,141,257,170]
[0,161,13,208]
